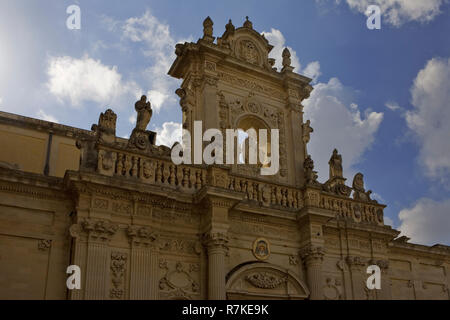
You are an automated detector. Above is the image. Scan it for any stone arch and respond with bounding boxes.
[226,262,310,300]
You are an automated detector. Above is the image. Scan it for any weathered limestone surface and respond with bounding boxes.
[0,17,449,300]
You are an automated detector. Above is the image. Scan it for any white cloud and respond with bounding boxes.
[303,77,384,181]
[303,61,322,84]
[398,198,450,245]
[128,114,136,124]
[385,101,401,111]
[345,0,445,26]
[262,28,301,72]
[405,57,450,181]
[122,10,185,113]
[0,96,3,105]
[155,121,182,147]
[262,28,321,83]
[36,109,58,123]
[46,55,140,107]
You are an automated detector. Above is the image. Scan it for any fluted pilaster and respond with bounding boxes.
[203,232,228,300]
[127,226,159,300]
[300,245,325,300]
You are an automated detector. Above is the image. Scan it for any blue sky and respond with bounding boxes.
[0,0,449,245]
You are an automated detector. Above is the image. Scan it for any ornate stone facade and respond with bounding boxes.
[0,17,449,300]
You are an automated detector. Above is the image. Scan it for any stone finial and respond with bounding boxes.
[243,16,253,29]
[225,19,235,33]
[97,109,117,135]
[202,16,215,43]
[282,47,293,71]
[91,108,117,143]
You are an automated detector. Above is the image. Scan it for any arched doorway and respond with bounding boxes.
[226,262,309,300]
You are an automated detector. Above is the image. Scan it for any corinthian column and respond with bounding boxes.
[300,245,325,300]
[203,232,229,300]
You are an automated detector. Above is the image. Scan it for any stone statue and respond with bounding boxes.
[352,172,376,203]
[302,120,313,157]
[304,155,318,184]
[329,148,343,179]
[135,95,152,131]
[128,96,156,151]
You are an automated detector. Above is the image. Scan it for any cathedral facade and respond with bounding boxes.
[0,17,449,300]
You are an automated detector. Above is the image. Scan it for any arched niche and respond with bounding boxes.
[226,262,310,300]
[235,114,272,166]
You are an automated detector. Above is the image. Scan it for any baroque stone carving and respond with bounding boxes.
[281,48,294,72]
[128,95,156,151]
[352,173,377,203]
[323,277,342,300]
[300,245,325,263]
[202,16,214,43]
[110,252,127,299]
[245,272,287,289]
[38,239,52,251]
[304,155,319,185]
[302,120,313,157]
[324,149,351,197]
[127,225,159,247]
[80,219,118,242]
[159,261,200,299]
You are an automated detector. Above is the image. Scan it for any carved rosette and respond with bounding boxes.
[127,225,159,248]
[37,239,52,251]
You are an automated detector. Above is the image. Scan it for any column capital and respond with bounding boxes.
[127,225,159,248]
[346,255,367,271]
[300,245,325,264]
[202,232,229,253]
[70,218,118,243]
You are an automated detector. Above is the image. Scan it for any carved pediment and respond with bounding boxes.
[226,262,309,299]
